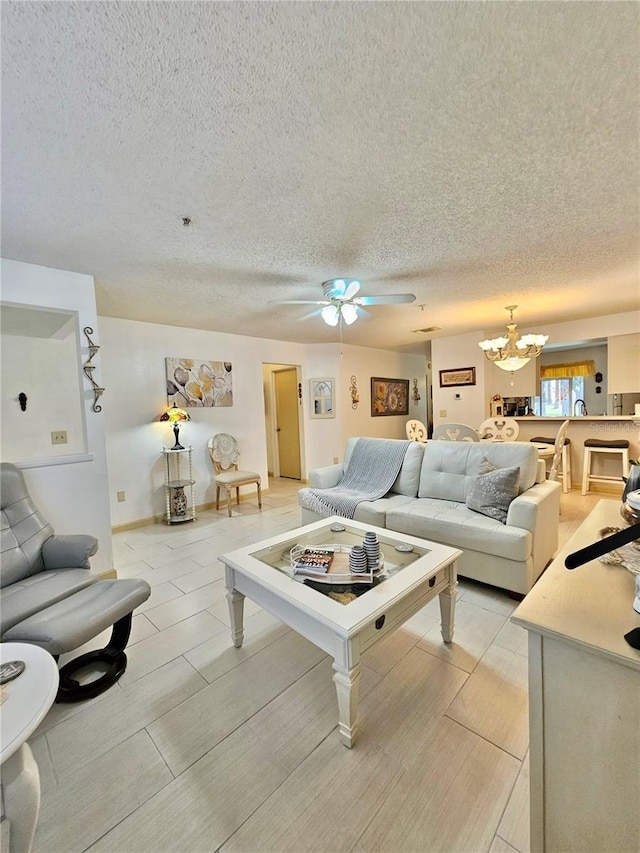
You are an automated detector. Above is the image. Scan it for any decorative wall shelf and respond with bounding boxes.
[83,327,105,412]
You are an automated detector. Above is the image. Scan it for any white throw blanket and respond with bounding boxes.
[299,437,411,519]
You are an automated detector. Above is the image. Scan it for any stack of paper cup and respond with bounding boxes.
[349,545,368,573]
[363,531,380,570]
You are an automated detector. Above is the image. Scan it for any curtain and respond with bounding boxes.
[540,360,596,379]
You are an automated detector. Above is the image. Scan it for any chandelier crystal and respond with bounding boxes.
[479,305,548,372]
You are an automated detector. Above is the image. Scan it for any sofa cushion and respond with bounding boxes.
[386,498,532,562]
[466,461,521,523]
[353,494,417,527]
[418,441,538,501]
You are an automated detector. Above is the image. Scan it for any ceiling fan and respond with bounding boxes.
[275,279,416,326]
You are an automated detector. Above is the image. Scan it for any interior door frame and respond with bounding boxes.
[264,363,305,480]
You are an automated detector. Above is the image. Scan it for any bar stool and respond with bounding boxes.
[581,439,630,495]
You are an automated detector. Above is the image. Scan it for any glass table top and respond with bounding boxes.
[249,521,431,605]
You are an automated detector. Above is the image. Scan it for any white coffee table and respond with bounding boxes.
[219,516,460,747]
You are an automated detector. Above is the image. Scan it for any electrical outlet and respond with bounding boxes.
[454,393,461,400]
[51,431,68,445]
[117,491,126,502]
[439,410,447,418]
[333,457,339,464]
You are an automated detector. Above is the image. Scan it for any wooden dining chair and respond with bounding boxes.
[405,418,428,442]
[432,423,479,442]
[531,419,572,493]
[208,433,262,516]
[478,418,520,442]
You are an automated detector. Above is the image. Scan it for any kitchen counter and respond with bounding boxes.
[514,416,639,490]
[515,415,638,421]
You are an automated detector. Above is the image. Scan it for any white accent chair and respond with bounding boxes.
[405,418,428,442]
[478,418,520,442]
[432,423,479,442]
[208,433,262,516]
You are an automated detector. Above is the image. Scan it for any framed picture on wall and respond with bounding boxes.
[439,367,476,388]
[309,378,335,418]
[371,377,409,416]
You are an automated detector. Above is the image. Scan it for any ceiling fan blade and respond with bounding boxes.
[343,280,361,300]
[269,299,329,305]
[356,293,416,305]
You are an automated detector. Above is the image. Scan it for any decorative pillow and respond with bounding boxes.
[477,457,498,476]
[466,459,520,523]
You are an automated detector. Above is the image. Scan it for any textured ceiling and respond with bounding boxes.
[2,1,638,352]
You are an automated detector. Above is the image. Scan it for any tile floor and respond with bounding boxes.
[29,481,608,853]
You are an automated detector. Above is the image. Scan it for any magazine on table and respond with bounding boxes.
[292,548,335,575]
[290,545,383,583]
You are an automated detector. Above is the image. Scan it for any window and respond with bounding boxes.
[540,377,584,417]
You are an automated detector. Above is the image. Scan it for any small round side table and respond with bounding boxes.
[1,643,58,853]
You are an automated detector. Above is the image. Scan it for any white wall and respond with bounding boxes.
[0,259,113,572]
[335,345,428,453]
[1,327,86,458]
[431,332,488,428]
[100,317,428,526]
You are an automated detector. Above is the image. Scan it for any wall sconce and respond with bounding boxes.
[350,375,360,409]
[412,378,421,406]
[83,326,105,412]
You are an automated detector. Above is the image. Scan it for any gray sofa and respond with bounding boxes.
[299,438,561,595]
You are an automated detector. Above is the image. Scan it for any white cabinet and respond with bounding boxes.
[608,332,640,393]
[512,500,640,852]
[162,447,196,524]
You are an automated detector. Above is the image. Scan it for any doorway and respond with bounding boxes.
[263,364,302,480]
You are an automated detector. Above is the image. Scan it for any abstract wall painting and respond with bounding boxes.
[370,377,409,416]
[166,358,233,407]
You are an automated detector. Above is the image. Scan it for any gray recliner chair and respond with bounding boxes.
[0,462,150,702]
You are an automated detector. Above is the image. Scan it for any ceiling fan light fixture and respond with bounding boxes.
[341,303,358,325]
[321,305,340,326]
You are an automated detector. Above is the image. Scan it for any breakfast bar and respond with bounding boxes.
[515,416,639,488]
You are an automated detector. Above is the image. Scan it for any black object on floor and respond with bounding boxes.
[624,627,640,650]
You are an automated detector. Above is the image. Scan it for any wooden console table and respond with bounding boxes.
[512,499,640,853]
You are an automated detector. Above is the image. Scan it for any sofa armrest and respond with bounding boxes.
[507,481,561,573]
[42,534,99,570]
[309,463,343,489]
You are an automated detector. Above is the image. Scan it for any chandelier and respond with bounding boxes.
[478,305,548,372]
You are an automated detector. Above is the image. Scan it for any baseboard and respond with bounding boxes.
[97,568,118,580]
[111,488,280,533]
